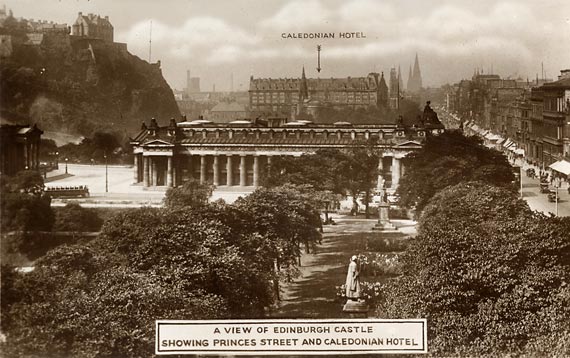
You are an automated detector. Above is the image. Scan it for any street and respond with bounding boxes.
[519,164,570,216]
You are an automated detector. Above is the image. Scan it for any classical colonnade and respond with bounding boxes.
[133,151,406,190]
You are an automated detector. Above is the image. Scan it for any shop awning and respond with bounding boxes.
[503,139,515,148]
[549,160,570,176]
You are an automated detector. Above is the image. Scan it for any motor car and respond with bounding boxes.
[547,190,559,202]
[540,182,550,193]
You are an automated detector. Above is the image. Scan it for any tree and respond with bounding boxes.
[1,246,227,358]
[234,185,323,298]
[1,170,53,233]
[54,203,103,233]
[397,131,515,213]
[163,178,214,209]
[261,149,347,194]
[381,182,570,356]
[341,140,380,218]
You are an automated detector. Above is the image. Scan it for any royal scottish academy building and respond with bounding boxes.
[130,115,445,192]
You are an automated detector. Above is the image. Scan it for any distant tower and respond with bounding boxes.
[297,66,309,116]
[299,66,309,101]
[389,67,399,109]
[409,53,423,92]
[186,70,191,90]
[407,65,413,91]
[398,65,403,92]
[378,72,389,108]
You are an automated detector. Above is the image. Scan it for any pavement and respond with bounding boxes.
[44,164,254,207]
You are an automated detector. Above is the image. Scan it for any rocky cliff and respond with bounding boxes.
[0,31,180,136]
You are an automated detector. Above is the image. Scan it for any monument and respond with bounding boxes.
[343,255,369,317]
[373,187,397,231]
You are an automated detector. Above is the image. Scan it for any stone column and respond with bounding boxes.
[152,158,158,186]
[377,156,384,191]
[240,155,247,187]
[143,156,149,187]
[134,155,139,183]
[200,155,206,184]
[226,155,233,186]
[35,142,39,169]
[167,156,173,187]
[391,156,401,189]
[24,143,29,169]
[213,155,220,186]
[253,155,260,187]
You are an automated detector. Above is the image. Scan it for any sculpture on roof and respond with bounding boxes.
[422,101,442,125]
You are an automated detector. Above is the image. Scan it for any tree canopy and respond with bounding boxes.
[396,131,515,213]
[1,185,323,357]
[381,182,570,356]
[163,178,214,209]
[262,142,380,217]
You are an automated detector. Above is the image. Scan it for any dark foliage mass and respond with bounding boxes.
[1,171,53,233]
[56,131,132,165]
[163,178,214,209]
[262,142,380,218]
[1,185,322,357]
[396,131,515,213]
[381,183,570,356]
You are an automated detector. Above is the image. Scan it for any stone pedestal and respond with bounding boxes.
[343,300,369,318]
[373,203,397,231]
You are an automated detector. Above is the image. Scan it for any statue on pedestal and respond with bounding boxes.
[345,255,361,300]
[343,255,368,316]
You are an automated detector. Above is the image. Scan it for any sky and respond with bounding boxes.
[5,0,570,92]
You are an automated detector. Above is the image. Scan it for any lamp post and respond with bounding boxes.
[518,156,523,198]
[556,186,558,216]
[104,153,108,193]
[55,151,59,170]
[65,158,68,174]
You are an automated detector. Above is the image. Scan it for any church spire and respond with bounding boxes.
[407,65,413,91]
[411,52,422,92]
[398,65,403,91]
[299,66,308,100]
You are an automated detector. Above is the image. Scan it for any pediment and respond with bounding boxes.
[396,140,422,147]
[143,139,175,146]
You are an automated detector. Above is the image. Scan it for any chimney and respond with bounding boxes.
[78,12,82,16]
[105,16,109,21]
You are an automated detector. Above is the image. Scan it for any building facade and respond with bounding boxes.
[130,117,443,191]
[71,12,113,42]
[448,69,570,168]
[249,69,388,118]
[0,120,43,176]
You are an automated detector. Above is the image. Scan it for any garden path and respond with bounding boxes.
[268,218,415,319]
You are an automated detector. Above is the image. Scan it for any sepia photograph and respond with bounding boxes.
[1,0,569,356]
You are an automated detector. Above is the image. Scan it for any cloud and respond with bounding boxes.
[116,0,567,89]
[117,17,258,60]
[259,0,333,31]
